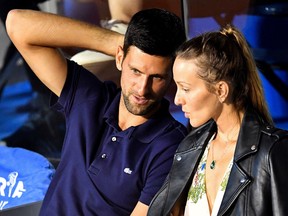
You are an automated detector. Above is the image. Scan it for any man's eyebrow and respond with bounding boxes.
[128,63,169,78]
[128,64,141,72]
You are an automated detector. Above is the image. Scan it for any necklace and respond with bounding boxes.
[209,141,232,170]
[210,126,239,170]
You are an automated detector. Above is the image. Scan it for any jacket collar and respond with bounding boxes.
[163,120,216,215]
[176,119,216,152]
[234,110,261,161]
[218,110,262,215]
[165,110,263,215]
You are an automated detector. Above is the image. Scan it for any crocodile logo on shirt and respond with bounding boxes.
[123,168,132,175]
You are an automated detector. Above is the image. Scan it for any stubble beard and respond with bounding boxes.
[122,92,160,116]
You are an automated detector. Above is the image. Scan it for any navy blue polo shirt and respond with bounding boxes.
[40,60,187,216]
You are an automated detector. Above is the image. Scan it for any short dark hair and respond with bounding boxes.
[123,8,186,58]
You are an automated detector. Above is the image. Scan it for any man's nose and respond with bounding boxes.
[137,76,150,96]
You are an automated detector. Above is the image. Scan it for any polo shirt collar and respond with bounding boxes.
[103,92,173,143]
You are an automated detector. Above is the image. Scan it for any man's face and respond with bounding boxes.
[116,45,172,117]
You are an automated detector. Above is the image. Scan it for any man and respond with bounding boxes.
[6,8,187,215]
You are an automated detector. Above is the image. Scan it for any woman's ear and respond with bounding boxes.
[216,81,229,103]
[115,46,124,71]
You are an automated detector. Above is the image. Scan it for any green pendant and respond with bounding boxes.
[210,160,216,169]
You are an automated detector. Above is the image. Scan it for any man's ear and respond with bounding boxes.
[216,81,229,103]
[115,46,124,71]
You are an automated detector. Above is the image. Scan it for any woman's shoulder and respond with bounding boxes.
[260,125,288,141]
[259,125,288,156]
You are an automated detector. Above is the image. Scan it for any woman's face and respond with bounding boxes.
[173,58,222,127]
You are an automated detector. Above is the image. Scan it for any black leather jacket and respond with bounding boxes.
[148,111,288,216]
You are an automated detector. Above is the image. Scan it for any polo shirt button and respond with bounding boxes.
[111,136,117,142]
[101,154,107,159]
[176,155,182,161]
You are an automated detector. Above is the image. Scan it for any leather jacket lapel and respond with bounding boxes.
[218,112,261,215]
[163,121,216,215]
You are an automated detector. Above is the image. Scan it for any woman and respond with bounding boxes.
[148,25,288,216]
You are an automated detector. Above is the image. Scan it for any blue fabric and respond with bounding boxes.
[0,146,55,210]
[40,61,187,216]
[0,81,34,139]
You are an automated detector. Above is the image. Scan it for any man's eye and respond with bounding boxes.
[132,69,140,74]
[153,76,163,81]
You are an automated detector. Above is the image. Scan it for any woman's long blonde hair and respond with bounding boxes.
[176,25,273,125]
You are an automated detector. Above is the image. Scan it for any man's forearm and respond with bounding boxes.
[6,9,124,57]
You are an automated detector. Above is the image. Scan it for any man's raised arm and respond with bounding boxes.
[6,9,124,96]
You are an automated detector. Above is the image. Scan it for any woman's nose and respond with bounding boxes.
[174,90,183,106]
